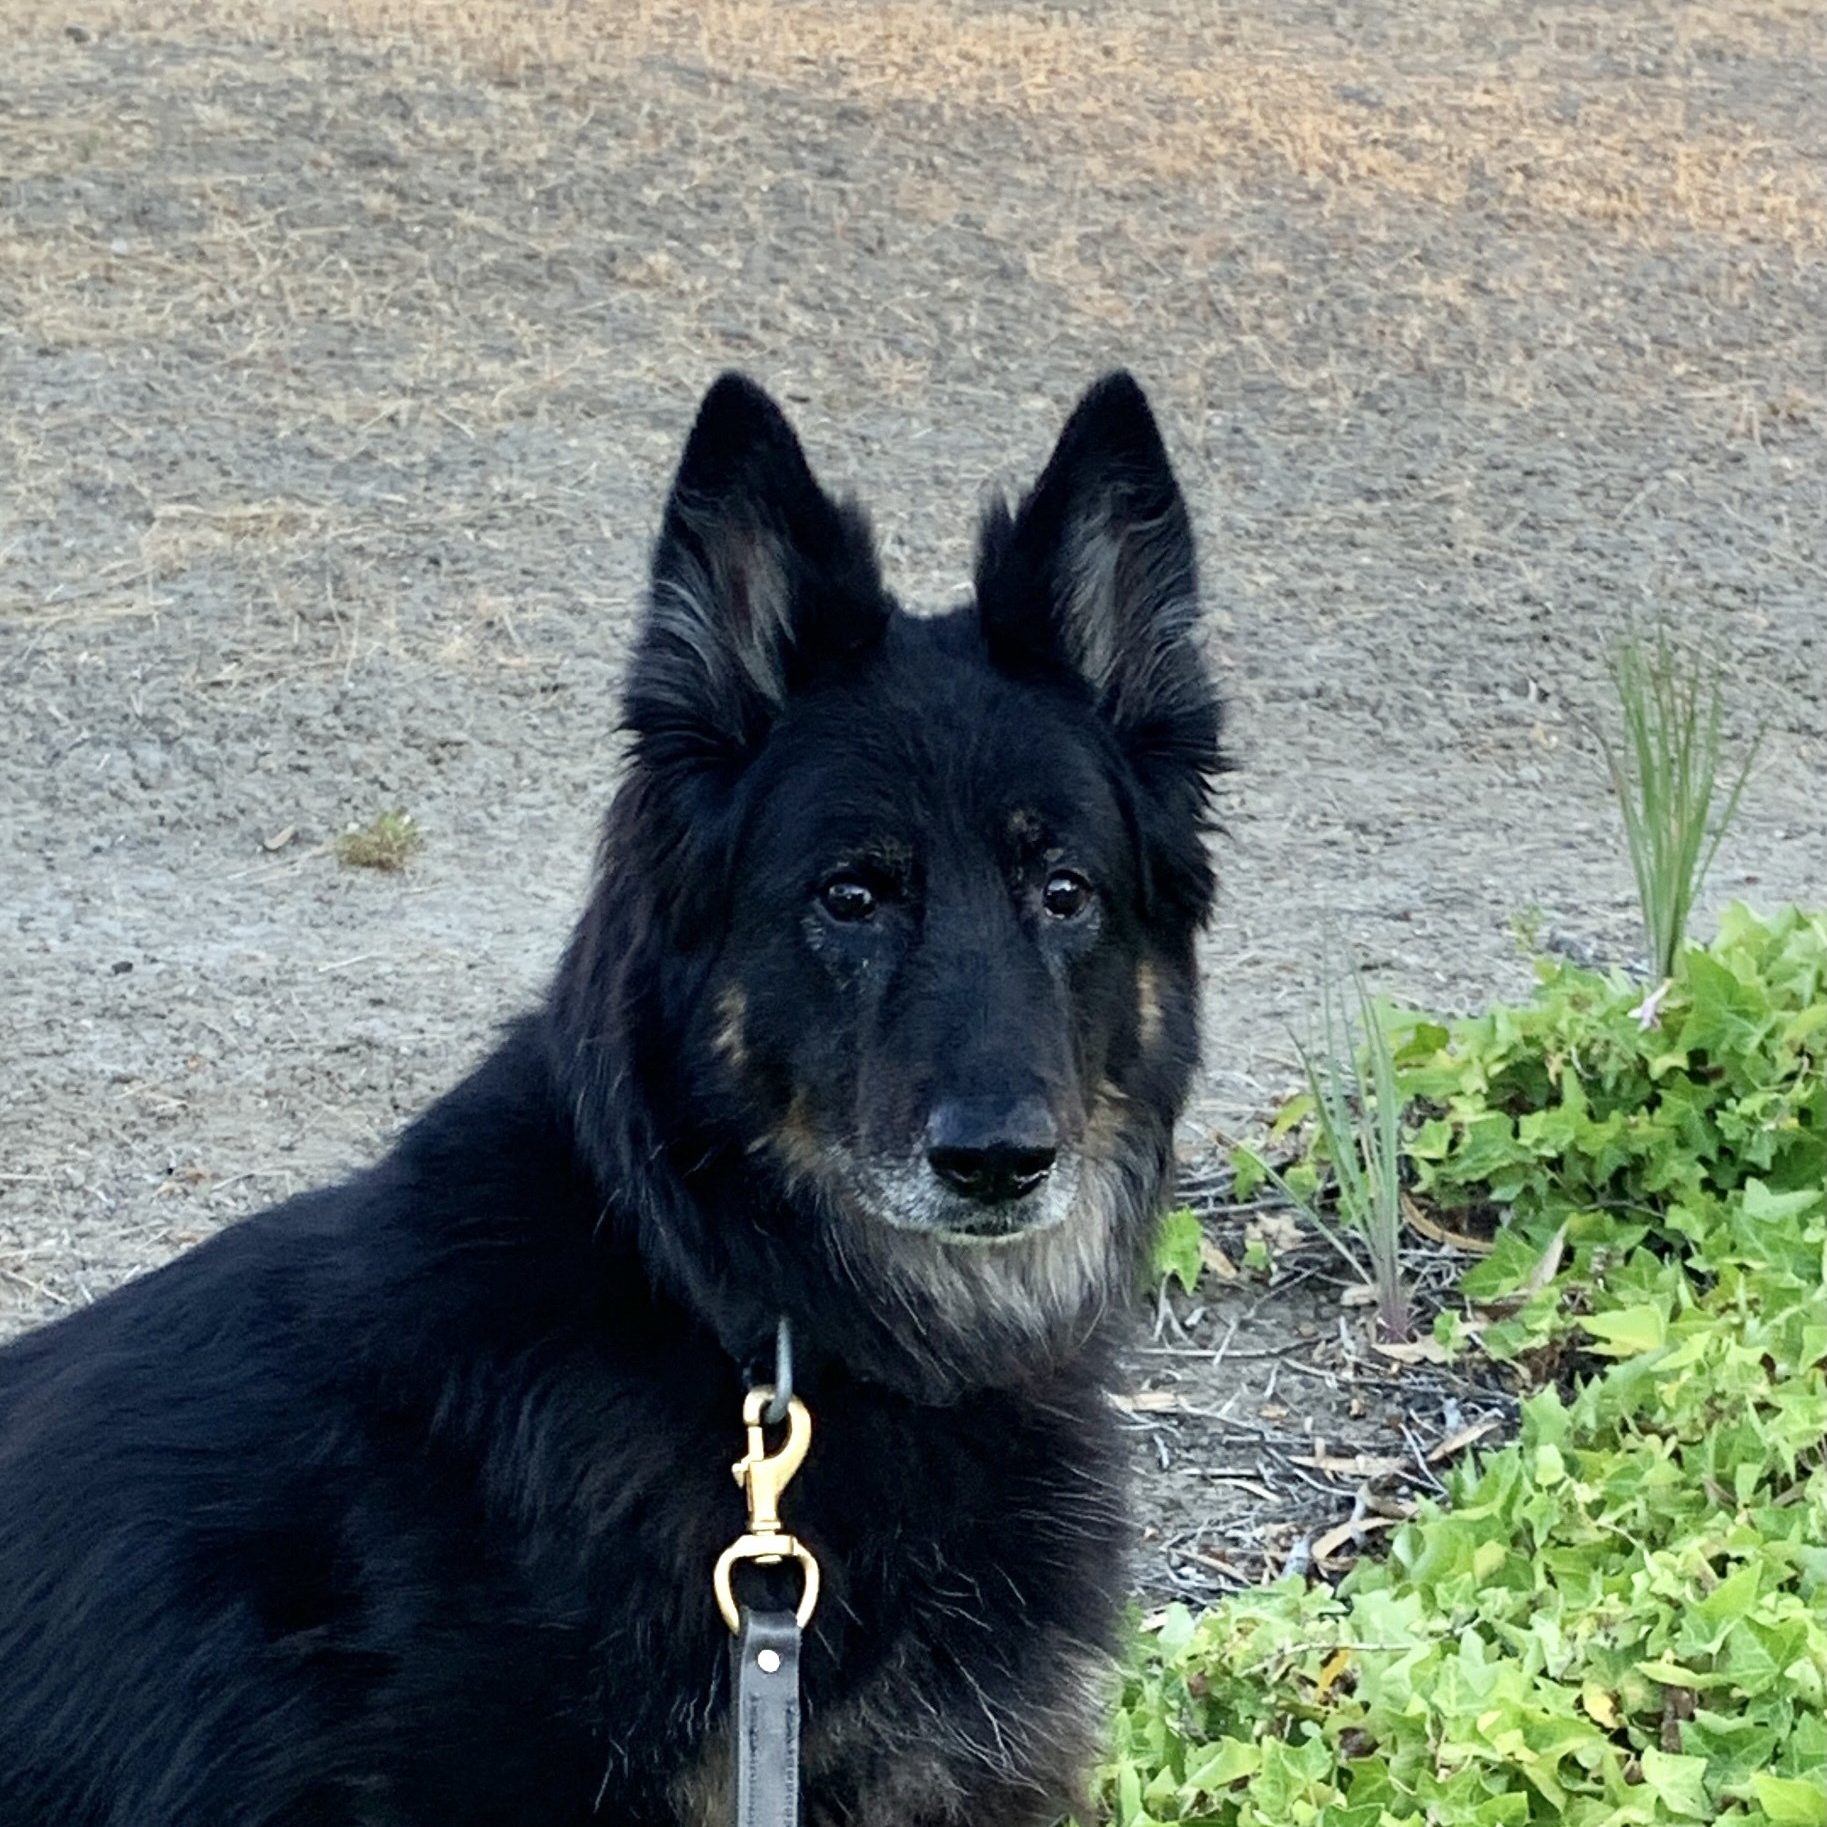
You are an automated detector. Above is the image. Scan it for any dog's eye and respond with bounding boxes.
[1042,870,1093,920]
[820,875,878,923]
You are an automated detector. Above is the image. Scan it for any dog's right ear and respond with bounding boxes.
[625,374,889,772]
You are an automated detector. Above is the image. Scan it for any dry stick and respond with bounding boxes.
[1208,1313,1241,1372]
[1187,1470,1280,1500]
[1400,1422,1452,1496]
[1,1266,71,1307]
[1134,1342,1293,1361]
[1186,1549,1253,1586]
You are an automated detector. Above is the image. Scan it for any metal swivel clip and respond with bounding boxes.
[712,1385,820,1633]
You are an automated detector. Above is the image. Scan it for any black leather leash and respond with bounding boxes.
[730,1608,802,1827]
[715,1320,817,1827]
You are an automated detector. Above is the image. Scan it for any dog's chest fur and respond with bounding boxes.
[600,1349,1130,1825]
[658,1386,1125,1827]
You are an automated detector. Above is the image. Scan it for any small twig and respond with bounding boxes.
[1185,1548,1253,1586]
[1134,1342,1291,1361]
[1208,1313,1241,1372]
[1401,1422,1452,1495]
[2,1266,71,1307]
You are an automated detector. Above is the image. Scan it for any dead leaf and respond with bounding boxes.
[1289,1453,1407,1478]
[1313,1514,1401,1563]
[1112,1390,1183,1413]
[1426,1416,1503,1463]
[1199,1238,1239,1279]
[1371,1337,1451,1365]
[1249,1212,1306,1255]
[1401,1189,1495,1255]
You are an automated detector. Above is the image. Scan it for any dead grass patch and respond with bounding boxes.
[10,0,1815,248]
[2,0,1819,672]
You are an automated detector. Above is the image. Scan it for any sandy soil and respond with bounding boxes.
[2,0,1822,1592]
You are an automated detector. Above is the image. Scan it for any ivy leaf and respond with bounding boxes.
[1638,1747,1714,1819]
[1579,1303,1668,1356]
[1149,1207,1204,1295]
[1751,1773,1827,1825]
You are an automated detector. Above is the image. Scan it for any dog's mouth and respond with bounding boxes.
[839,1153,1082,1247]
[921,1204,1052,1245]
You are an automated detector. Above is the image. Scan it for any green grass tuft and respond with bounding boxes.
[335,810,422,872]
[1240,951,1412,1341]
[1601,627,1762,983]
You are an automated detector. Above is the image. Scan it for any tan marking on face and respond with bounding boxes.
[1135,959,1164,1052]
[1081,1077,1134,1160]
[1005,806,1044,847]
[754,1088,829,1187]
[713,984,748,1071]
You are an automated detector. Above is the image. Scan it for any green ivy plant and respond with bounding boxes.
[1091,905,1826,1827]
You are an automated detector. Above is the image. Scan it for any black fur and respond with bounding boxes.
[0,373,1224,1826]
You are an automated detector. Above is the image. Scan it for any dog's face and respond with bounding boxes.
[721,633,1154,1248]
[569,374,1223,1394]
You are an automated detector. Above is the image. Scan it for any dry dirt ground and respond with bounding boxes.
[3,0,1823,1599]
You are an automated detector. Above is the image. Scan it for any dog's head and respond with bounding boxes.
[561,374,1223,1397]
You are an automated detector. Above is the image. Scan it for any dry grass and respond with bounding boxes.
[1,0,1820,680]
[11,0,1821,247]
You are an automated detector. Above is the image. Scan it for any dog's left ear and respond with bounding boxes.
[976,373,1224,915]
[627,373,889,769]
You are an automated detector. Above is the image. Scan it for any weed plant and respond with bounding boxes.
[335,810,422,871]
[1601,627,1761,983]
[1238,956,1412,1341]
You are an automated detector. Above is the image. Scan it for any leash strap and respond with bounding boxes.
[731,1607,802,1827]
[719,1324,814,1827]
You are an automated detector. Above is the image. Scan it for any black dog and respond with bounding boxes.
[0,373,1223,1825]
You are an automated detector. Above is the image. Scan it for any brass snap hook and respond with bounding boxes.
[713,1386,820,1632]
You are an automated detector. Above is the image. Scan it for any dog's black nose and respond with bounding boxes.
[925,1097,1058,1204]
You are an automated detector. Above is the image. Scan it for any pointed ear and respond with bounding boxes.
[625,373,889,769]
[977,373,1210,747]
[975,374,1224,914]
